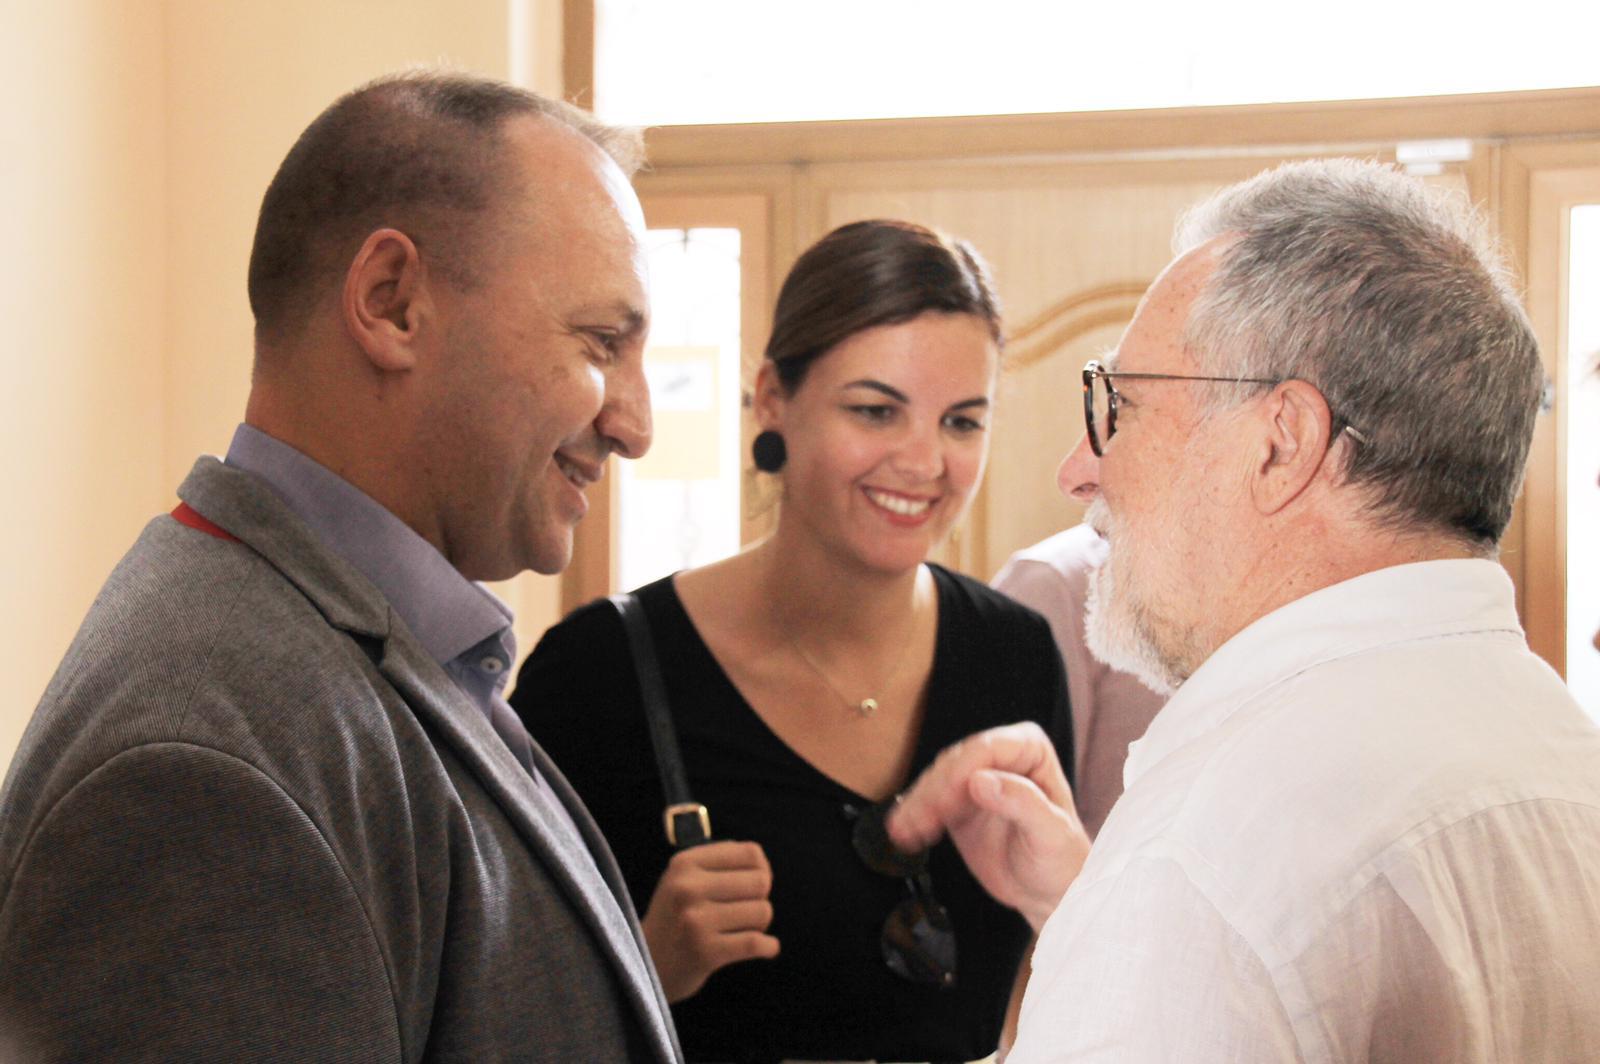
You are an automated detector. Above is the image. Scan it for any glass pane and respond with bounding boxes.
[1566,204,1600,718]
[596,0,1597,126]
[615,228,743,590]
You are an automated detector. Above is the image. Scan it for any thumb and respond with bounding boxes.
[967,768,1091,929]
[968,769,1061,835]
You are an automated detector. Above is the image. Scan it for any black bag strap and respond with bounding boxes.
[610,593,712,850]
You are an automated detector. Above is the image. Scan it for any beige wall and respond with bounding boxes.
[1,0,567,778]
[0,1,168,779]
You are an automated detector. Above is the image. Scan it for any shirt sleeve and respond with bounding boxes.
[1008,855,1302,1063]
[993,556,1090,770]
[993,550,1166,837]
[1022,606,1076,792]
[511,600,638,781]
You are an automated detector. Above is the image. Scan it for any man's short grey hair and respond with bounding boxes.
[248,69,644,346]
[1174,158,1544,548]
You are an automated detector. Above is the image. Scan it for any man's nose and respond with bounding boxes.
[1056,433,1099,502]
[598,360,652,460]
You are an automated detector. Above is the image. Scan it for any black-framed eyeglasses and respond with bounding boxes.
[1081,359,1368,457]
[846,800,957,989]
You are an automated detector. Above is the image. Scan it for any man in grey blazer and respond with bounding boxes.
[0,73,679,1061]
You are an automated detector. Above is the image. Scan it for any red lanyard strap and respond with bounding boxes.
[170,502,240,543]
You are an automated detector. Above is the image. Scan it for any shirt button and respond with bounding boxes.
[479,656,506,674]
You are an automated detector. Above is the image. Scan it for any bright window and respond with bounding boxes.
[615,228,745,590]
[595,0,1599,126]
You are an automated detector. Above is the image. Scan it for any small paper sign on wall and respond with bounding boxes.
[634,345,721,481]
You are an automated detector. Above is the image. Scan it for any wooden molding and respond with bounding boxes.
[1005,282,1149,370]
[555,0,598,617]
[561,0,595,110]
[643,88,1600,169]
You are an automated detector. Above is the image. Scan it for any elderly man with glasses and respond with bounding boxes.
[891,158,1600,1061]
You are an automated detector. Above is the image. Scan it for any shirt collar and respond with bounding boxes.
[1122,558,1523,789]
[223,424,514,670]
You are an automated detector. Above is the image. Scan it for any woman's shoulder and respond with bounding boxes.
[539,573,681,649]
[923,563,1072,763]
[670,552,756,615]
[524,569,739,721]
[928,561,1055,635]
[927,563,1065,701]
[511,576,679,732]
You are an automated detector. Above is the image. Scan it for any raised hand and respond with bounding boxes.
[887,722,1090,932]
[640,840,781,1002]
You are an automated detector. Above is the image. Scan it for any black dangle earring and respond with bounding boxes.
[752,430,787,473]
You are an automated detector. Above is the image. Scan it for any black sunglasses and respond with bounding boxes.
[845,800,957,989]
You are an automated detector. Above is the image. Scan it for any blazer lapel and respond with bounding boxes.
[178,459,678,1062]
[378,640,679,1062]
[523,733,681,1041]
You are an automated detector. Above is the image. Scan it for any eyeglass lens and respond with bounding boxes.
[881,872,957,988]
[1083,368,1114,456]
[848,801,958,988]
[1093,375,1112,452]
[850,800,928,877]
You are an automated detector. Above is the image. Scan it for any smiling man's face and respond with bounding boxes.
[418,116,652,581]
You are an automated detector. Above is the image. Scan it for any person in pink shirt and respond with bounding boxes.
[993,523,1164,837]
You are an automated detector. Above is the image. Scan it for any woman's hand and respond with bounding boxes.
[887,723,1090,932]
[641,840,781,1002]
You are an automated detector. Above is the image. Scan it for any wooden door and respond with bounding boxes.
[1507,140,1600,686]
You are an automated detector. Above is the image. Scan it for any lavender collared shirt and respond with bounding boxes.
[221,425,648,980]
[224,424,529,766]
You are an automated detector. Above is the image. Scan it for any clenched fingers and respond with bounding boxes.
[643,839,782,1001]
[662,841,772,902]
[887,722,1074,851]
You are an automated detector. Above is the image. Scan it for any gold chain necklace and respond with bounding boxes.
[789,617,917,717]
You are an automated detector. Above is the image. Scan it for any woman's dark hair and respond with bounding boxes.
[764,219,1002,393]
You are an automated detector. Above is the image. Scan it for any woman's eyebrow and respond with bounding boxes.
[841,379,908,402]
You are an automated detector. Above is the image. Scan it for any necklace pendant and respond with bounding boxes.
[858,697,878,716]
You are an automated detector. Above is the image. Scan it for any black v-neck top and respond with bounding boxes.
[511,563,1072,1064]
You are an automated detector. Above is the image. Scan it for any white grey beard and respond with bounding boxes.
[1083,558,1179,696]
[1081,499,1183,695]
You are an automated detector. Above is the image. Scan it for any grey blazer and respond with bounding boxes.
[0,458,682,1063]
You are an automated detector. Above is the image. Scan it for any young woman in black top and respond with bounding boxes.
[511,219,1072,1063]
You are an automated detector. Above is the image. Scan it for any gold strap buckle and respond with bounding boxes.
[663,802,711,848]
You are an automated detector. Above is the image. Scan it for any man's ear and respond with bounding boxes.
[1249,379,1334,515]
[751,361,789,430]
[341,228,429,372]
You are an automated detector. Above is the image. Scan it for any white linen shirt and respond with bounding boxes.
[1010,559,1600,1063]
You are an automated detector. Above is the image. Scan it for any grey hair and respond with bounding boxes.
[1173,158,1544,548]
[248,69,643,344]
